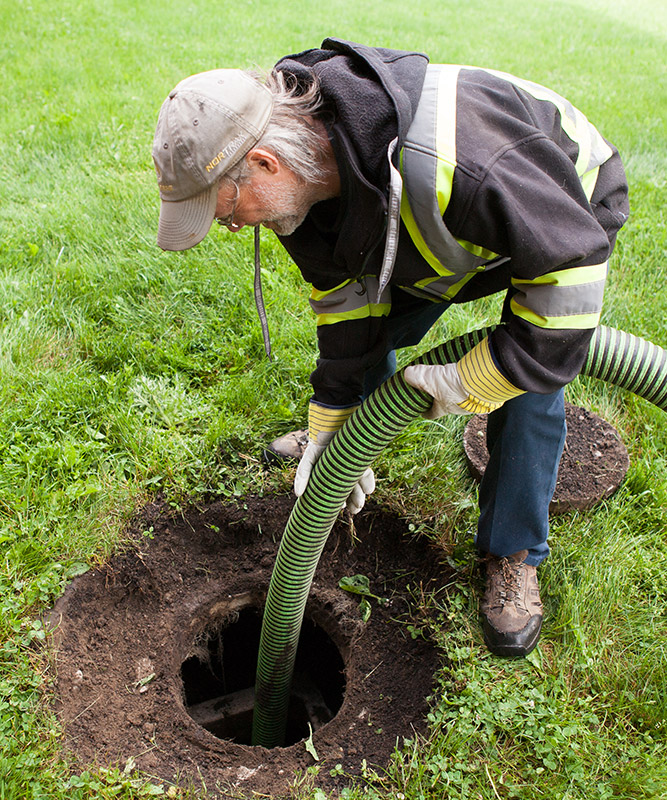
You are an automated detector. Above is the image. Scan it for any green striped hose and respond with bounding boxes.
[251,325,667,747]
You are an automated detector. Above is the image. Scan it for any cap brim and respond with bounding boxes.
[157,184,218,251]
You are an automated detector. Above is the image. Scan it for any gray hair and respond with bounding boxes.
[222,69,329,187]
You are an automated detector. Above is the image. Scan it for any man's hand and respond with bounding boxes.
[294,439,376,515]
[403,363,472,420]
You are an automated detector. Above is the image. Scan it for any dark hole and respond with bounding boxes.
[181,606,345,746]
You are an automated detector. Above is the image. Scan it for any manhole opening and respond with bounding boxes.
[180,605,346,746]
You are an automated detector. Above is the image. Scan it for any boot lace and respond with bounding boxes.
[494,557,526,610]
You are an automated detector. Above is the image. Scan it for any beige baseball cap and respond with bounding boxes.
[153,69,273,251]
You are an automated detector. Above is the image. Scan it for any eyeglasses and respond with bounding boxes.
[215,180,240,228]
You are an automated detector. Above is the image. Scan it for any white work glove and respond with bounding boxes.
[403,363,472,420]
[294,435,376,515]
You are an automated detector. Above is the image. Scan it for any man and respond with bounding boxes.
[152,39,629,657]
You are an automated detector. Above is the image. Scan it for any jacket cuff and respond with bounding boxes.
[456,338,524,413]
[308,401,360,445]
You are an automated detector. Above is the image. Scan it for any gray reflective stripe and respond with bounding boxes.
[512,278,606,319]
[401,65,489,276]
[376,137,403,302]
[403,266,502,300]
[310,276,390,315]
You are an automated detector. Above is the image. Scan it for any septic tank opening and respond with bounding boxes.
[50,496,449,796]
[180,605,345,746]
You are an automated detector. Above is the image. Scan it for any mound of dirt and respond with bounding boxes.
[48,496,454,798]
[463,403,629,513]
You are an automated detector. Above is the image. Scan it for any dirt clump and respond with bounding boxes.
[48,495,453,798]
[463,403,629,512]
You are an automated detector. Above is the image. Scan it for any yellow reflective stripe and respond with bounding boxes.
[456,238,499,261]
[311,277,390,323]
[400,192,453,276]
[310,279,353,302]
[510,298,601,329]
[399,163,454,276]
[573,107,592,175]
[457,338,524,411]
[512,262,608,288]
[316,303,391,327]
[435,158,456,216]
[581,165,600,201]
[308,402,359,443]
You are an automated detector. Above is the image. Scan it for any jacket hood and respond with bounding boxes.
[274,39,428,186]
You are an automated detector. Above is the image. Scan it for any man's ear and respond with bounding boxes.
[246,148,281,175]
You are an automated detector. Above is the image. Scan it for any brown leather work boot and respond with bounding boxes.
[480,549,543,657]
[263,429,309,464]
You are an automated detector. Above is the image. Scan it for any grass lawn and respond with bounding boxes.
[0,0,665,797]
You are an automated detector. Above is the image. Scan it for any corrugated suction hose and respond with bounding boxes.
[251,325,667,747]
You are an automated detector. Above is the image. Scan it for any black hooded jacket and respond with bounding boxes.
[274,39,629,408]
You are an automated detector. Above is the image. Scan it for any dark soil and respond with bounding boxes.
[463,402,629,513]
[48,496,453,799]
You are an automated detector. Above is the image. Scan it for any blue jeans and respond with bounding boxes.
[361,291,565,565]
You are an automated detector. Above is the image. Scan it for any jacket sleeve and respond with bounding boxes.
[278,223,393,406]
[308,276,392,406]
[450,134,628,403]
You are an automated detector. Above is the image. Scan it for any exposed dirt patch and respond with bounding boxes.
[463,402,629,513]
[48,495,453,798]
